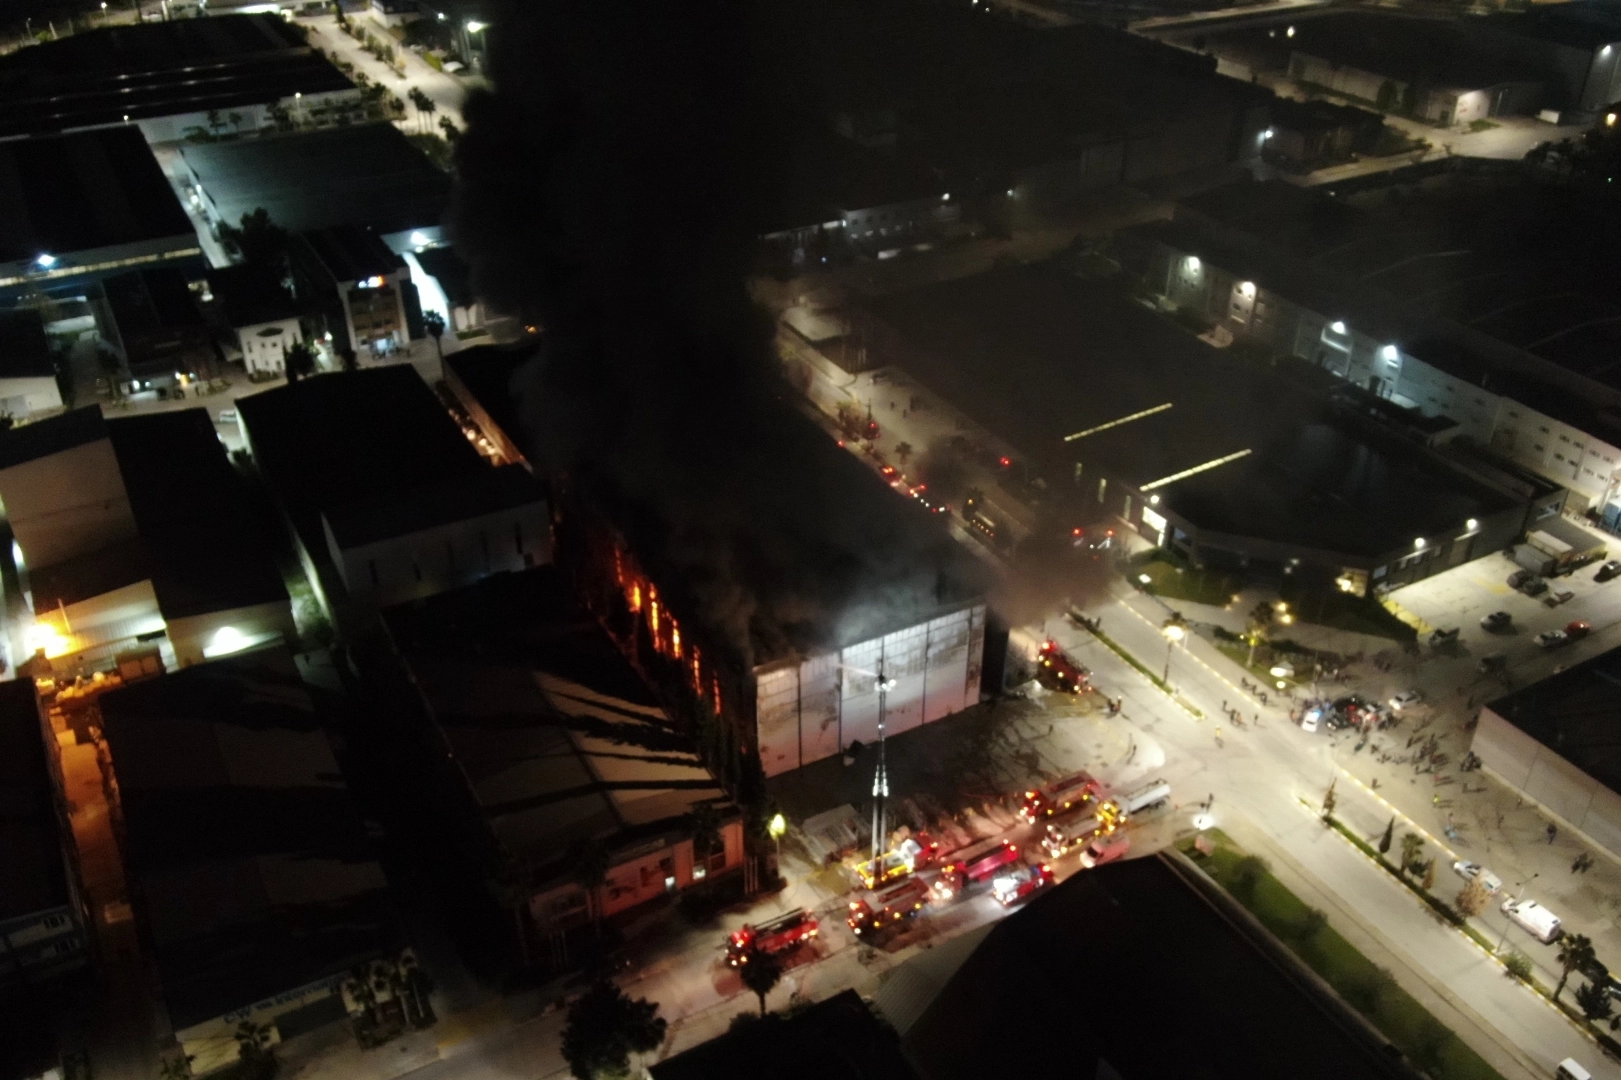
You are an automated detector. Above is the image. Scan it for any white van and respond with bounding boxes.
[1119,780,1171,815]
[1555,1059,1591,1080]
[1501,897,1563,944]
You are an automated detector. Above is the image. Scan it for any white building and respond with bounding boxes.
[207,264,304,379]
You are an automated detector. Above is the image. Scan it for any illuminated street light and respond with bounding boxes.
[466,19,487,32]
[1161,615,1187,685]
[1414,537,1426,550]
[1139,573,1153,585]
[768,812,787,865]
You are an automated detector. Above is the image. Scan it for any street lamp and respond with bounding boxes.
[1496,873,1539,955]
[1161,615,1186,686]
[768,813,786,865]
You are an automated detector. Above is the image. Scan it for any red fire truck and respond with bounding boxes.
[935,838,1022,897]
[847,877,931,938]
[1018,771,1102,824]
[992,862,1055,906]
[1036,640,1088,694]
[726,908,819,967]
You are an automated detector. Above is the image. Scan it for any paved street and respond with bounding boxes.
[298,13,467,132]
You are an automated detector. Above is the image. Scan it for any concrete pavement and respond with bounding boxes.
[298,14,466,131]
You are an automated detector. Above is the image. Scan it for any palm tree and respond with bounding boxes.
[1245,600,1274,667]
[283,340,317,382]
[1576,978,1614,1023]
[894,441,913,467]
[571,837,611,934]
[738,947,783,1015]
[1556,933,1596,1001]
[408,87,433,133]
[423,311,446,358]
[439,115,460,144]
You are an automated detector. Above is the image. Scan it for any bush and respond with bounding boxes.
[1502,950,1534,983]
[1231,855,1268,902]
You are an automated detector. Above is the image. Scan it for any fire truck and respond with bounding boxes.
[1018,771,1102,824]
[725,908,819,967]
[847,877,931,939]
[935,838,1022,897]
[1040,798,1124,859]
[1035,640,1088,694]
[992,862,1054,906]
[854,835,940,889]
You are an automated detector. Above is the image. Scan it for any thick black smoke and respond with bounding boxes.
[450,1,959,665]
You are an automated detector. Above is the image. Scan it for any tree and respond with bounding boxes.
[561,980,666,1080]
[738,947,783,1015]
[158,1056,195,1080]
[338,344,358,372]
[1577,978,1614,1024]
[283,340,316,382]
[1245,600,1274,666]
[1321,778,1337,821]
[1420,859,1435,891]
[1556,933,1596,1001]
[439,115,461,144]
[894,441,913,466]
[408,87,434,133]
[206,109,224,136]
[1377,817,1394,856]
[1454,877,1488,919]
[227,111,244,133]
[423,310,446,358]
[219,208,290,275]
[1399,832,1424,877]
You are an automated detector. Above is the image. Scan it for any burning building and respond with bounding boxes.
[444,348,998,781]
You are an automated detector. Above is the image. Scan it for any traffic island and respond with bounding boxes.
[1179,830,1507,1080]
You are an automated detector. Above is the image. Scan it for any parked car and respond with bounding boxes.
[216,409,238,424]
[1566,620,1592,640]
[1427,627,1460,647]
[1556,1059,1592,1080]
[1543,586,1575,607]
[1389,690,1423,711]
[1478,653,1508,673]
[1507,569,1534,589]
[1597,560,1621,582]
[1480,611,1513,632]
[1501,897,1563,943]
[1519,576,1549,596]
[1451,860,1502,895]
[1535,629,1570,649]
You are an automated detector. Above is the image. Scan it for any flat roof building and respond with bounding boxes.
[0,127,201,297]
[1474,646,1621,859]
[0,308,64,419]
[179,124,451,240]
[864,262,1525,596]
[294,225,417,355]
[889,855,1419,1079]
[99,646,400,1073]
[0,406,293,675]
[206,263,303,378]
[0,678,87,988]
[235,367,549,621]
[382,566,743,968]
[0,15,358,143]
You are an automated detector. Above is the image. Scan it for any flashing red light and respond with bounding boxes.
[999,456,1012,467]
[837,440,845,448]
[1072,527,1083,536]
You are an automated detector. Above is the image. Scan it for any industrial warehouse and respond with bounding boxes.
[443,347,997,780]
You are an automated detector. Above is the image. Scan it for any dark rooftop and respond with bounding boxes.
[0,308,55,381]
[99,647,395,1032]
[0,401,105,471]
[441,341,539,453]
[0,127,195,267]
[382,566,730,875]
[651,990,919,1080]
[299,224,407,285]
[411,246,474,307]
[904,856,1416,1080]
[1480,0,1621,51]
[324,463,545,550]
[1285,12,1544,90]
[1485,645,1621,797]
[103,267,206,337]
[0,680,69,924]
[866,262,1513,561]
[181,124,450,236]
[236,367,493,559]
[0,15,354,139]
[207,263,297,328]
[1269,94,1385,135]
[107,409,288,619]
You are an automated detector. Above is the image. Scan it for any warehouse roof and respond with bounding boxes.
[1486,645,1621,796]
[0,680,69,925]
[0,15,353,139]
[411,246,475,308]
[0,127,195,267]
[180,124,450,236]
[0,401,105,470]
[236,367,501,559]
[1285,12,1544,90]
[324,464,545,550]
[103,267,206,338]
[1481,0,1621,50]
[866,262,1514,561]
[99,647,395,1032]
[904,856,1416,1079]
[383,566,732,875]
[107,409,288,619]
